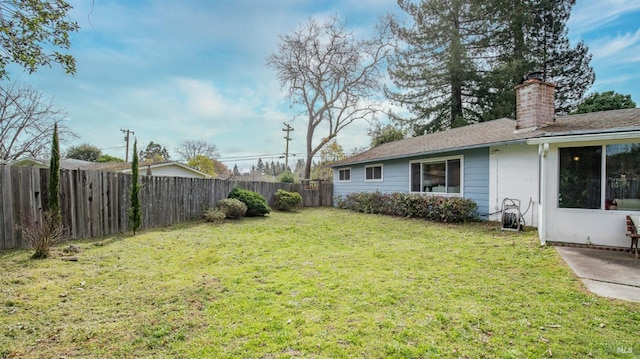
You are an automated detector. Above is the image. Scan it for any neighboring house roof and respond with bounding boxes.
[120,161,212,179]
[8,158,212,179]
[80,161,212,179]
[8,158,95,169]
[332,108,640,167]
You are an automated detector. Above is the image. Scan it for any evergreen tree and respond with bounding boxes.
[369,123,405,147]
[128,141,142,235]
[293,159,306,179]
[529,0,593,114]
[48,123,61,226]
[256,158,265,174]
[388,0,594,130]
[485,0,594,117]
[387,0,489,134]
[232,164,241,178]
[573,91,637,114]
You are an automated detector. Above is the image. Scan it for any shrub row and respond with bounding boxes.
[335,191,478,223]
[204,188,304,223]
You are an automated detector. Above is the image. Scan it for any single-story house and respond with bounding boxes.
[9,158,212,179]
[331,74,640,248]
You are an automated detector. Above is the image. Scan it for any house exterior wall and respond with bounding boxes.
[333,148,490,217]
[488,144,539,227]
[542,140,640,247]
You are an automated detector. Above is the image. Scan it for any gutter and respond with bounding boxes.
[528,129,640,145]
[330,138,530,168]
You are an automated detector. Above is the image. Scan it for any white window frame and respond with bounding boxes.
[338,168,351,182]
[557,143,640,212]
[409,155,464,196]
[365,164,383,182]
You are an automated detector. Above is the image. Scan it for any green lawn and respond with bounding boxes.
[1,208,638,358]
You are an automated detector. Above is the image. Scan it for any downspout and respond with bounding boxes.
[538,143,549,245]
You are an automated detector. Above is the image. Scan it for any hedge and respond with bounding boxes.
[335,191,478,223]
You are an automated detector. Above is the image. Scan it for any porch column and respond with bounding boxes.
[538,143,549,245]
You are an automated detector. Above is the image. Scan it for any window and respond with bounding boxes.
[558,143,640,211]
[410,157,462,194]
[606,144,640,211]
[559,146,602,209]
[365,164,383,181]
[338,168,351,182]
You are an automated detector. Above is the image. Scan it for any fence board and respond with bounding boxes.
[1,168,13,249]
[0,166,333,249]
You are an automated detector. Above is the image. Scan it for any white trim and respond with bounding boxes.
[408,155,464,196]
[337,167,352,182]
[556,143,640,212]
[364,163,383,182]
[528,131,640,145]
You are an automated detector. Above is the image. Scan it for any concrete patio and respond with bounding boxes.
[556,246,640,303]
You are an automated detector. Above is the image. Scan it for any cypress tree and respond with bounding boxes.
[128,140,142,235]
[48,123,61,226]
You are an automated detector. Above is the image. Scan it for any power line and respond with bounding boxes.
[217,152,305,163]
[100,145,126,151]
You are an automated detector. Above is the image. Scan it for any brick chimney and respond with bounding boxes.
[514,72,556,130]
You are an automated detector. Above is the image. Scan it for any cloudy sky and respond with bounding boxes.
[9,0,640,170]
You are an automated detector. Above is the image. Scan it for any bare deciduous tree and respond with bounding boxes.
[266,16,392,179]
[175,140,219,162]
[0,82,72,163]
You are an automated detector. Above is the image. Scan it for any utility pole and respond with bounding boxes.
[120,129,135,163]
[282,122,294,169]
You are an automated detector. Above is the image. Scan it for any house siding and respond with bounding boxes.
[333,148,490,217]
[460,148,490,217]
[488,144,540,227]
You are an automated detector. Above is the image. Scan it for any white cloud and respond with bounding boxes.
[589,29,640,63]
[569,0,640,36]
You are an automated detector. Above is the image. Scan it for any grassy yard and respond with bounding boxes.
[1,207,638,358]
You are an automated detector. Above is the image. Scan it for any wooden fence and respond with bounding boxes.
[0,166,333,250]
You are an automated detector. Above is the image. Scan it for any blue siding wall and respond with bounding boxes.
[333,147,490,216]
[462,148,490,217]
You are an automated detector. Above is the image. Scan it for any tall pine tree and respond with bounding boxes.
[386,0,490,134]
[388,0,594,132]
[484,0,594,118]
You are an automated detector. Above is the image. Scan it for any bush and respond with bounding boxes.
[228,188,271,217]
[203,208,227,222]
[279,171,296,183]
[335,191,478,223]
[216,198,247,219]
[273,189,302,211]
[21,210,66,259]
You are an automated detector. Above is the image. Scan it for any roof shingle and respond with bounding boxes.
[333,108,640,166]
